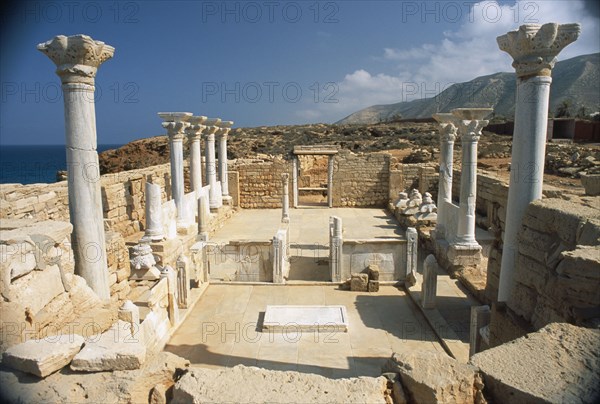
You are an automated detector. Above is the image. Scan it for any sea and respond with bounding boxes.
[0,144,122,185]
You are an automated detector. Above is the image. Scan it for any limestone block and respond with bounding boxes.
[2,334,85,378]
[580,173,600,195]
[470,323,600,403]
[384,351,481,403]
[8,264,65,315]
[350,273,368,292]
[368,264,380,281]
[70,320,146,372]
[368,280,380,292]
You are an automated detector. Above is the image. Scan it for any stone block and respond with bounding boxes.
[2,334,85,378]
[383,351,481,403]
[8,264,65,315]
[70,320,146,372]
[470,323,600,403]
[350,273,368,292]
[368,280,380,292]
[580,173,600,195]
[368,264,380,281]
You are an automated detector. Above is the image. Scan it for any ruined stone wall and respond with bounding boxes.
[230,157,290,208]
[332,150,390,207]
[388,161,438,202]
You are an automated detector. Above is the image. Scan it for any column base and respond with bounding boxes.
[447,243,482,267]
[222,195,233,206]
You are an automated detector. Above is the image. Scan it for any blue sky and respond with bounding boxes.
[1,0,599,145]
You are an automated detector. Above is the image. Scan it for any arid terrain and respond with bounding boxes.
[99,122,600,190]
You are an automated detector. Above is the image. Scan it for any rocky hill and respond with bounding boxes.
[337,53,600,124]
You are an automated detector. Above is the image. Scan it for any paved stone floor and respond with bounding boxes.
[164,285,444,378]
[211,208,404,244]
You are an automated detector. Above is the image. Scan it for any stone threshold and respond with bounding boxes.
[404,277,470,363]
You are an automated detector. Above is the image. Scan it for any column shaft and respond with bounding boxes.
[218,134,229,197]
[189,137,202,194]
[437,139,454,233]
[457,140,478,245]
[327,155,334,208]
[170,138,185,224]
[206,133,218,208]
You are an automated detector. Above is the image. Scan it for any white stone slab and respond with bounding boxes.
[262,305,348,332]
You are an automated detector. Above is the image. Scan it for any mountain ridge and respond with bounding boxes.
[336,53,600,124]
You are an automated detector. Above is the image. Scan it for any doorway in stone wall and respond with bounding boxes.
[292,145,338,208]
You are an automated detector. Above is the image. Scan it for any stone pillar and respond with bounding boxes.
[185,116,207,196]
[327,155,334,208]
[469,305,491,357]
[197,193,210,241]
[176,254,190,309]
[330,216,343,282]
[405,227,418,286]
[204,118,221,209]
[272,229,288,284]
[432,113,458,236]
[292,157,299,208]
[37,35,113,299]
[158,112,192,228]
[217,120,234,204]
[160,266,179,326]
[497,23,580,302]
[421,254,438,309]
[281,173,290,223]
[451,108,491,247]
[143,181,164,241]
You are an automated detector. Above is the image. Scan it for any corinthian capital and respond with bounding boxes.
[186,116,208,140]
[158,112,192,140]
[433,113,458,142]
[497,23,580,78]
[217,120,234,138]
[37,34,115,85]
[451,108,492,143]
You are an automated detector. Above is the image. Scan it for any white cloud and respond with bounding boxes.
[317,0,600,123]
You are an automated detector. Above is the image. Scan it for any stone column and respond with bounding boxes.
[217,120,234,204]
[432,113,458,237]
[292,157,299,208]
[197,193,209,241]
[143,181,164,241]
[327,155,334,208]
[281,173,290,223]
[496,23,580,302]
[158,112,192,229]
[185,116,207,196]
[451,108,491,247]
[37,35,113,299]
[204,118,221,209]
[406,227,418,286]
[330,216,343,282]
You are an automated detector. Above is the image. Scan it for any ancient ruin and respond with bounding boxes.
[0,22,598,404]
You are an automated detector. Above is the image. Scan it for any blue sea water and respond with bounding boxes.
[0,144,122,185]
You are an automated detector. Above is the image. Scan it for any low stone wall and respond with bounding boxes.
[388,161,438,203]
[341,239,407,282]
[333,150,390,207]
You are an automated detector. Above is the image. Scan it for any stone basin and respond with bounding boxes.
[451,108,493,120]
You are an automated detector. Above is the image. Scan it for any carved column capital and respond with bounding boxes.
[433,113,458,142]
[185,115,207,141]
[158,112,192,141]
[451,108,492,143]
[217,120,234,139]
[497,23,580,78]
[37,34,115,85]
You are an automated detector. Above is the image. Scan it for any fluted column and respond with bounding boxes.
[204,118,221,209]
[432,113,458,237]
[451,108,492,247]
[158,112,192,228]
[497,23,580,302]
[37,35,113,299]
[217,120,233,203]
[185,115,207,196]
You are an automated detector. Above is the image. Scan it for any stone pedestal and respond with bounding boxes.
[185,116,207,196]
[158,112,192,230]
[496,23,580,302]
[217,120,233,205]
[204,119,221,209]
[281,173,290,223]
[143,181,164,241]
[37,34,113,300]
[432,113,458,236]
[421,254,438,309]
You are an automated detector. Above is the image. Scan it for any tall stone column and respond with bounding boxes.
[292,157,299,208]
[158,112,192,228]
[185,116,207,196]
[496,23,580,302]
[451,108,491,247]
[217,120,234,204]
[281,173,290,223]
[432,113,458,237]
[204,118,221,209]
[37,35,113,299]
[327,155,334,208]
